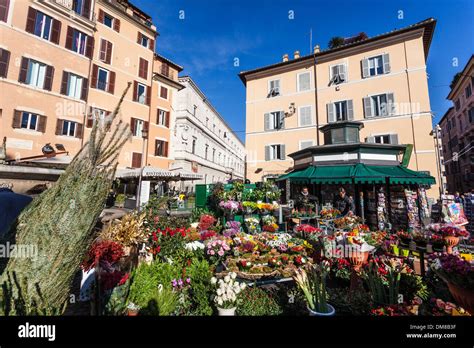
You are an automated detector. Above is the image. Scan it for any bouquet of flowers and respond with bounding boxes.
[396,230,412,244]
[219,200,242,215]
[429,234,446,249]
[244,217,260,234]
[223,221,241,238]
[429,253,474,289]
[428,298,471,316]
[211,272,246,309]
[257,202,274,213]
[242,201,258,214]
[82,240,124,272]
[320,208,340,220]
[198,214,216,231]
[206,239,231,264]
[362,231,387,248]
[371,298,421,316]
[334,215,361,229]
[439,225,470,238]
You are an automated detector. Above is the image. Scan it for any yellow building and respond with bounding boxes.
[239,18,440,198]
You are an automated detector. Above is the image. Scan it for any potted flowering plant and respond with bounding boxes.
[211,272,246,315]
[293,261,335,316]
[429,234,446,251]
[412,232,429,248]
[205,239,231,266]
[242,201,258,214]
[126,302,140,316]
[244,217,260,234]
[396,230,412,246]
[439,226,469,254]
[430,253,474,314]
[219,200,242,220]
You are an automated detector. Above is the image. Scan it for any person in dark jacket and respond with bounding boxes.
[0,184,33,238]
[333,187,354,216]
[294,187,319,212]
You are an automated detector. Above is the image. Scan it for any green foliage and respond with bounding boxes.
[128,261,181,311]
[400,273,429,301]
[191,207,212,223]
[186,259,213,316]
[328,36,345,49]
[142,286,178,316]
[103,279,130,316]
[237,286,283,316]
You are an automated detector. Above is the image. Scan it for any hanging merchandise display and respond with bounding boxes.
[377,188,388,230]
[405,189,420,232]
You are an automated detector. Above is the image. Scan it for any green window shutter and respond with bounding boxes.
[347,100,354,120]
[265,145,270,161]
[327,103,335,123]
[382,53,391,74]
[362,58,369,78]
[363,97,372,118]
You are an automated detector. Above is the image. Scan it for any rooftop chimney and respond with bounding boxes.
[294,50,300,59]
[282,54,289,62]
[313,45,320,54]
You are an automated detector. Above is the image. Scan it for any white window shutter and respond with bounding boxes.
[366,136,375,143]
[362,59,369,78]
[327,103,335,123]
[347,100,354,120]
[339,64,347,82]
[387,93,395,115]
[265,145,270,161]
[280,144,286,160]
[274,80,280,94]
[331,65,338,79]
[363,97,372,118]
[389,134,399,144]
[382,53,391,74]
[264,113,270,131]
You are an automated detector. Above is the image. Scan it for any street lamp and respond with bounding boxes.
[136,127,149,210]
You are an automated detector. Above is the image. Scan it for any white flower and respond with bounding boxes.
[240,283,246,290]
[216,288,222,296]
[191,222,199,229]
[217,298,223,306]
[230,272,237,280]
[224,275,230,283]
[211,277,217,285]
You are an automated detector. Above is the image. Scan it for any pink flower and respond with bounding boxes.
[218,250,224,256]
[210,250,215,255]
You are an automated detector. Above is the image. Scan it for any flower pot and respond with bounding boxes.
[447,283,474,314]
[307,304,336,316]
[127,309,139,316]
[347,251,369,272]
[401,249,410,257]
[444,236,459,254]
[217,306,236,316]
[391,245,400,256]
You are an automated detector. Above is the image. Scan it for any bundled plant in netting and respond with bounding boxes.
[0,84,132,315]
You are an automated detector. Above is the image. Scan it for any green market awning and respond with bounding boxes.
[277,163,435,186]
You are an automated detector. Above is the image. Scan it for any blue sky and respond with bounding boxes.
[133,0,474,143]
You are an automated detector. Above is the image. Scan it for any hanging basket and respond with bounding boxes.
[444,236,459,254]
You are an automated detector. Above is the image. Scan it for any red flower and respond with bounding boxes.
[118,273,129,286]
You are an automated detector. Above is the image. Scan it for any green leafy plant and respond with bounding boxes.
[293,261,331,313]
[237,286,283,316]
[186,259,213,315]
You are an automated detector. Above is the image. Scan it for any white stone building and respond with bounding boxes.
[169,76,245,191]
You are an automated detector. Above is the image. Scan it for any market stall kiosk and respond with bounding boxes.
[277,121,435,231]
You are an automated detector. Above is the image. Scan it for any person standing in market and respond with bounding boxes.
[333,187,354,216]
[454,191,465,206]
[294,186,319,212]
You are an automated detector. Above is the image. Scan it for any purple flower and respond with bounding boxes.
[186,277,191,284]
[172,279,178,287]
[178,279,183,287]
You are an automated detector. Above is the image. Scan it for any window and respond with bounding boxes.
[141,35,149,48]
[131,118,145,137]
[98,9,120,32]
[205,144,209,160]
[21,112,38,130]
[268,79,280,97]
[327,100,354,122]
[212,148,216,162]
[99,39,112,64]
[97,67,109,91]
[86,107,108,128]
[330,63,347,84]
[300,140,313,150]
[468,107,474,123]
[299,106,312,126]
[157,109,169,127]
[297,72,311,92]
[137,83,146,104]
[0,48,10,78]
[155,140,168,157]
[362,54,390,78]
[192,139,196,154]
[65,27,92,57]
[367,134,399,144]
[26,59,46,88]
[264,111,284,131]
[363,93,394,118]
[131,152,142,168]
[103,14,113,28]
[265,144,285,161]
[72,0,91,19]
[72,30,87,55]
[62,120,77,137]
[62,72,85,100]
[0,0,10,22]
[466,84,472,98]
[160,86,168,99]
[455,99,461,111]
[34,11,53,40]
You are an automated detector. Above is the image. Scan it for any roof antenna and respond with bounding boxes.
[309,28,313,55]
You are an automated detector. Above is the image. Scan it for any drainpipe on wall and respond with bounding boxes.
[312,45,320,146]
[403,41,419,170]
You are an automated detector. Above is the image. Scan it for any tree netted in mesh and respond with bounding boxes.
[0,84,132,315]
